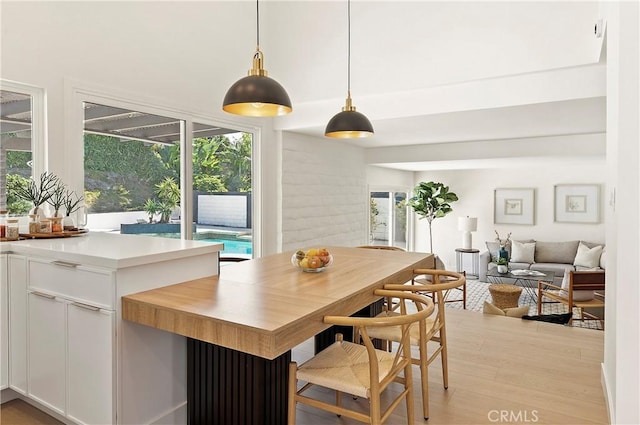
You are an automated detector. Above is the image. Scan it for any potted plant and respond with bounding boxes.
[46,181,67,217]
[408,181,459,253]
[13,171,59,220]
[496,257,509,273]
[62,189,85,230]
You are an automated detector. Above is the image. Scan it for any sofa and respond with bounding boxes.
[479,239,606,286]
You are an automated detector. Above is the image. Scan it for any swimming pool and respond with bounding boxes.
[198,238,252,255]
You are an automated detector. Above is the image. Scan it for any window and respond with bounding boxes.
[80,99,253,257]
[1,81,46,217]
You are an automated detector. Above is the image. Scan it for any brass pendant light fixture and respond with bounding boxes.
[222,0,292,117]
[325,0,373,138]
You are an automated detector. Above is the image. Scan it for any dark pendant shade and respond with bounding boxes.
[325,109,374,138]
[223,74,292,117]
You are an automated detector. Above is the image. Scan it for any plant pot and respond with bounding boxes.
[497,265,508,273]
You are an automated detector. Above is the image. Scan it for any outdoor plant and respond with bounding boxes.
[155,177,180,223]
[13,171,59,216]
[408,181,458,253]
[143,199,161,223]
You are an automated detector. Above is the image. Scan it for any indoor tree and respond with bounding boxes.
[408,181,458,253]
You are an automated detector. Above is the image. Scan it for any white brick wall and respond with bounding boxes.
[281,133,367,251]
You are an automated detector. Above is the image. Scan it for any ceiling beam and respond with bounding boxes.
[84,104,134,121]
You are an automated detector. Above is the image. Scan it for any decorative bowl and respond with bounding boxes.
[291,248,333,273]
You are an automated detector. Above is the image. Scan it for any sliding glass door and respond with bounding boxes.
[369,190,409,250]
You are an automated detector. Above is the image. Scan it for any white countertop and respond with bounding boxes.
[0,232,222,269]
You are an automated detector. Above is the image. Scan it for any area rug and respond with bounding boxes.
[442,279,603,330]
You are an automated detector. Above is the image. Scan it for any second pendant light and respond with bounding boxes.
[325,0,374,138]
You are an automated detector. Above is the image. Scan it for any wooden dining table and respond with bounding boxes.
[122,246,434,425]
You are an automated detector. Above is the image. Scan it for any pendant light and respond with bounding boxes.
[222,0,292,117]
[325,0,373,138]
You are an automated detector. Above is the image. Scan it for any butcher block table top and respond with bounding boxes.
[122,246,434,359]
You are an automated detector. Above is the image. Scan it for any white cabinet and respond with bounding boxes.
[2,234,219,425]
[1,254,8,390]
[26,258,116,424]
[8,254,27,394]
[67,303,114,425]
[27,291,66,415]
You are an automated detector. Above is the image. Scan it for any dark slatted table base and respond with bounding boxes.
[187,339,291,425]
[314,299,385,353]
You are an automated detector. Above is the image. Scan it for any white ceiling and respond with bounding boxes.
[287,97,606,149]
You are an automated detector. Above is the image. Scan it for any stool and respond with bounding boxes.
[489,284,522,309]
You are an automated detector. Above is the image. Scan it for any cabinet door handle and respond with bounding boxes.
[71,301,100,311]
[51,260,80,268]
[30,291,56,299]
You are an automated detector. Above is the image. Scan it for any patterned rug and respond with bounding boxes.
[442,279,604,330]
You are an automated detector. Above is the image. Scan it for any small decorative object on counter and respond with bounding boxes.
[5,219,20,240]
[39,218,52,233]
[28,214,40,234]
[50,216,63,233]
[0,210,7,238]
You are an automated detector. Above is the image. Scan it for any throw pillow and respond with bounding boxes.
[600,248,607,269]
[510,241,536,263]
[482,301,530,318]
[560,269,595,301]
[573,242,603,268]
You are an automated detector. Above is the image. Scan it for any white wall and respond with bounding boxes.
[411,163,606,270]
[281,132,367,251]
[602,2,640,424]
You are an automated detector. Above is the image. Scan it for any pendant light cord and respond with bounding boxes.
[256,0,260,49]
[347,0,351,96]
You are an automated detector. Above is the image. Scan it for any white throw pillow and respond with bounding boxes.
[573,242,603,268]
[510,241,536,263]
[560,270,595,301]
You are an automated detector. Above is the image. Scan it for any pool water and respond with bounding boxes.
[199,238,252,255]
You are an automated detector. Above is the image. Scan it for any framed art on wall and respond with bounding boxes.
[554,184,600,223]
[494,188,535,225]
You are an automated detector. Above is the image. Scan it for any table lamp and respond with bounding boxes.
[458,216,478,249]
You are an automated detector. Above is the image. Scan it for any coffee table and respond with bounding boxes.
[486,268,555,303]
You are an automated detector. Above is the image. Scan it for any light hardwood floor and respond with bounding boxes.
[1,308,607,425]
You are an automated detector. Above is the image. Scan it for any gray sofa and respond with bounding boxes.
[479,240,606,286]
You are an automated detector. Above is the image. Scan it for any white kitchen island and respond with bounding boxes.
[0,232,222,425]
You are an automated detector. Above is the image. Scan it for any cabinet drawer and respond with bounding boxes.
[28,258,115,309]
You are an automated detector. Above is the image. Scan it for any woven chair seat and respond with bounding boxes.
[297,339,396,399]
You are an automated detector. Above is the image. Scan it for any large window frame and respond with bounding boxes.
[64,80,262,255]
[0,79,48,189]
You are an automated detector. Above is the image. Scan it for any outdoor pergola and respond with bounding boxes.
[0,89,238,208]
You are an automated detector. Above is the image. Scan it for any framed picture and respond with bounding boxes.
[554,184,600,223]
[494,188,535,225]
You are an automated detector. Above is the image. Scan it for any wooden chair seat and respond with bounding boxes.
[288,289,435,425]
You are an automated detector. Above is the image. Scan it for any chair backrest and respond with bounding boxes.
[323,290,435,391]
[570,270,605,292]
[387,269,465,333]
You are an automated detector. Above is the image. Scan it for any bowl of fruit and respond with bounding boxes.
[291,248,333,273]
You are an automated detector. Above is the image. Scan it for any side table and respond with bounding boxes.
[455,248,479,279]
